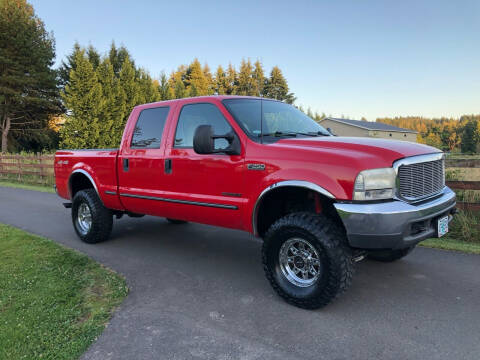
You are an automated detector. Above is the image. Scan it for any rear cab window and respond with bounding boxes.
[131,106,170,149]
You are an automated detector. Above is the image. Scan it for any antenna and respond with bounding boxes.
[260,97,263,144]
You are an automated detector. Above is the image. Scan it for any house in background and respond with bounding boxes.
[319,117,418,142]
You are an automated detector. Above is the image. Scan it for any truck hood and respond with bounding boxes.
[274,136,441,168]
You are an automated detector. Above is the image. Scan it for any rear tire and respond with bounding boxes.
[262,212,355,309]
[72,189,113,244]
[367,246,415,262]
[166,218,188,224]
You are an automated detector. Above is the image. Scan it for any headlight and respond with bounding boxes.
[353,168,396,201]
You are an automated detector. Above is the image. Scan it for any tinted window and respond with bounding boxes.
[131,107,169,148]
[174,103,232,149]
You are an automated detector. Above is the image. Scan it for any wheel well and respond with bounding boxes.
[69,173,95,198]
[255,186,341,238]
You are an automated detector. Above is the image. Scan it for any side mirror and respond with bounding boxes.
[193,125,240,155]
[327,127,336,136]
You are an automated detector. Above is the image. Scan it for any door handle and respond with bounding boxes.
[164,159,172,174]
[123,158,129,172]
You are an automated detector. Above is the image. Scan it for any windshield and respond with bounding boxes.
[222,98,330,142]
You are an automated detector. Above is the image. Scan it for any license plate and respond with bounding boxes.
[437,215,449,237]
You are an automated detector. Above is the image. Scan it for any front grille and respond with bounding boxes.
[398,158,444,201]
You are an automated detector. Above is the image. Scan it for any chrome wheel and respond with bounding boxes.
[76,203,92,235]
[279,238,322,287]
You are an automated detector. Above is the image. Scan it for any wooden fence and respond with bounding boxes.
[0,154,479,211]
[0,154,55,186]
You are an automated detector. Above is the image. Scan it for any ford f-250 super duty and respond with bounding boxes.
[55,96,456,309]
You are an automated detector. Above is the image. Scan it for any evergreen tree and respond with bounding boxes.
[96,58,126,147]
[237,59,256,96]
[264,66,296,103]
[158,72,171,100]
[252,60,265,96]
[136,68,160,104]
[215,65,228,95]
[203,63,214,95]
[87,45,100,70]
[0,0,61,152]
[225,63,238,95]
[186,59,208,96]
[119,57,139,120]
[109,42,134,76]
[174,78,187,98]
[58,42,82,90]
[60,51,104,149]
[461,119,479,153]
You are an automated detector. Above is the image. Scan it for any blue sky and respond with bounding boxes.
[31,0,479,120]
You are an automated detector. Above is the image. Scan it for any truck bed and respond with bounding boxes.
[54,149,122,210]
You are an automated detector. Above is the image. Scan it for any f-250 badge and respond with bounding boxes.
[247,163,265,171]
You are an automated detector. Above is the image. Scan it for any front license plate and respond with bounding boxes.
[437,215,449,237]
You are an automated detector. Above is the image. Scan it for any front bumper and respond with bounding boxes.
[334,187,456,250]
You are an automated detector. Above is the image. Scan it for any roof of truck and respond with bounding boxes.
[134,95,275,109]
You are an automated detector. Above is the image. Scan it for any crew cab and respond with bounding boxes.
[55,96,456,309]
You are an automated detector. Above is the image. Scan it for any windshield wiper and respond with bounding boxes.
[259,131,297,137]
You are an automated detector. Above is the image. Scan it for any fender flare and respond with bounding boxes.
[251,180,335,237]
[68,169,99,199]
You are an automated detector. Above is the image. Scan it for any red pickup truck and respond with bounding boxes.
[55,96,456,309]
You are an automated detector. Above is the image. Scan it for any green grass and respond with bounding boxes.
[0,180,55,193]
[420,237,480,255]
[0,224,128,360]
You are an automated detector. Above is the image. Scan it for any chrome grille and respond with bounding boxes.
[398,158,444,201]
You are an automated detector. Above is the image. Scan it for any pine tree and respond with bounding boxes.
[252,60,265,96]
[58,42,82,90]
[96,58,126,147]
[264,66,295,103]
[0,0,62,152]
[109,42,134,76]
[158,72,171,100]
[60,51,104,149]
[119,57,139,120]
[461,119,478,153]
[174,78,187,98]
[136,68,160,104]
[214,65,228,95]
[225,63,238,95]
[237,59,256,96]
[203,63,214,95]
[186,59,208,96]
[87,45,100,70]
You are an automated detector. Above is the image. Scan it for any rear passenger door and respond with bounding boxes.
[118,106,174,216]
[163,102,245,229]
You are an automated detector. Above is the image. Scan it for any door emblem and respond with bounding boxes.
[247,163,265,171]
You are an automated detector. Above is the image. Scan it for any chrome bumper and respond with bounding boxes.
[334,187,456,250]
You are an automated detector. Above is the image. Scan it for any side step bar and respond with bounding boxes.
[63,202,72,209]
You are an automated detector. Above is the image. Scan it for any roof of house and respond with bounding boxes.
[322,117,418,133]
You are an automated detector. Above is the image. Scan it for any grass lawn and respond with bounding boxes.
[420,237,480,255]
[0,180,55,193]
[0,224,128,360]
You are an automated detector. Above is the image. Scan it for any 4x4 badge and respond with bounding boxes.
[247,163,265,171]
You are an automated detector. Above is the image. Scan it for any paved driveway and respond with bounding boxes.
[1,186,479,360]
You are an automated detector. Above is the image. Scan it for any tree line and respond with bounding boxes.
[1,0,478,153]
[58,43,296,149]
[377,116,480,153]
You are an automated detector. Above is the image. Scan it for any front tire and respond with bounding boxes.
[262,212,355,309]
[72,189,113,243]
[367,246,415,262]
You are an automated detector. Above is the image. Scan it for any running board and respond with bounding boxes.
[63,202,72,208]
